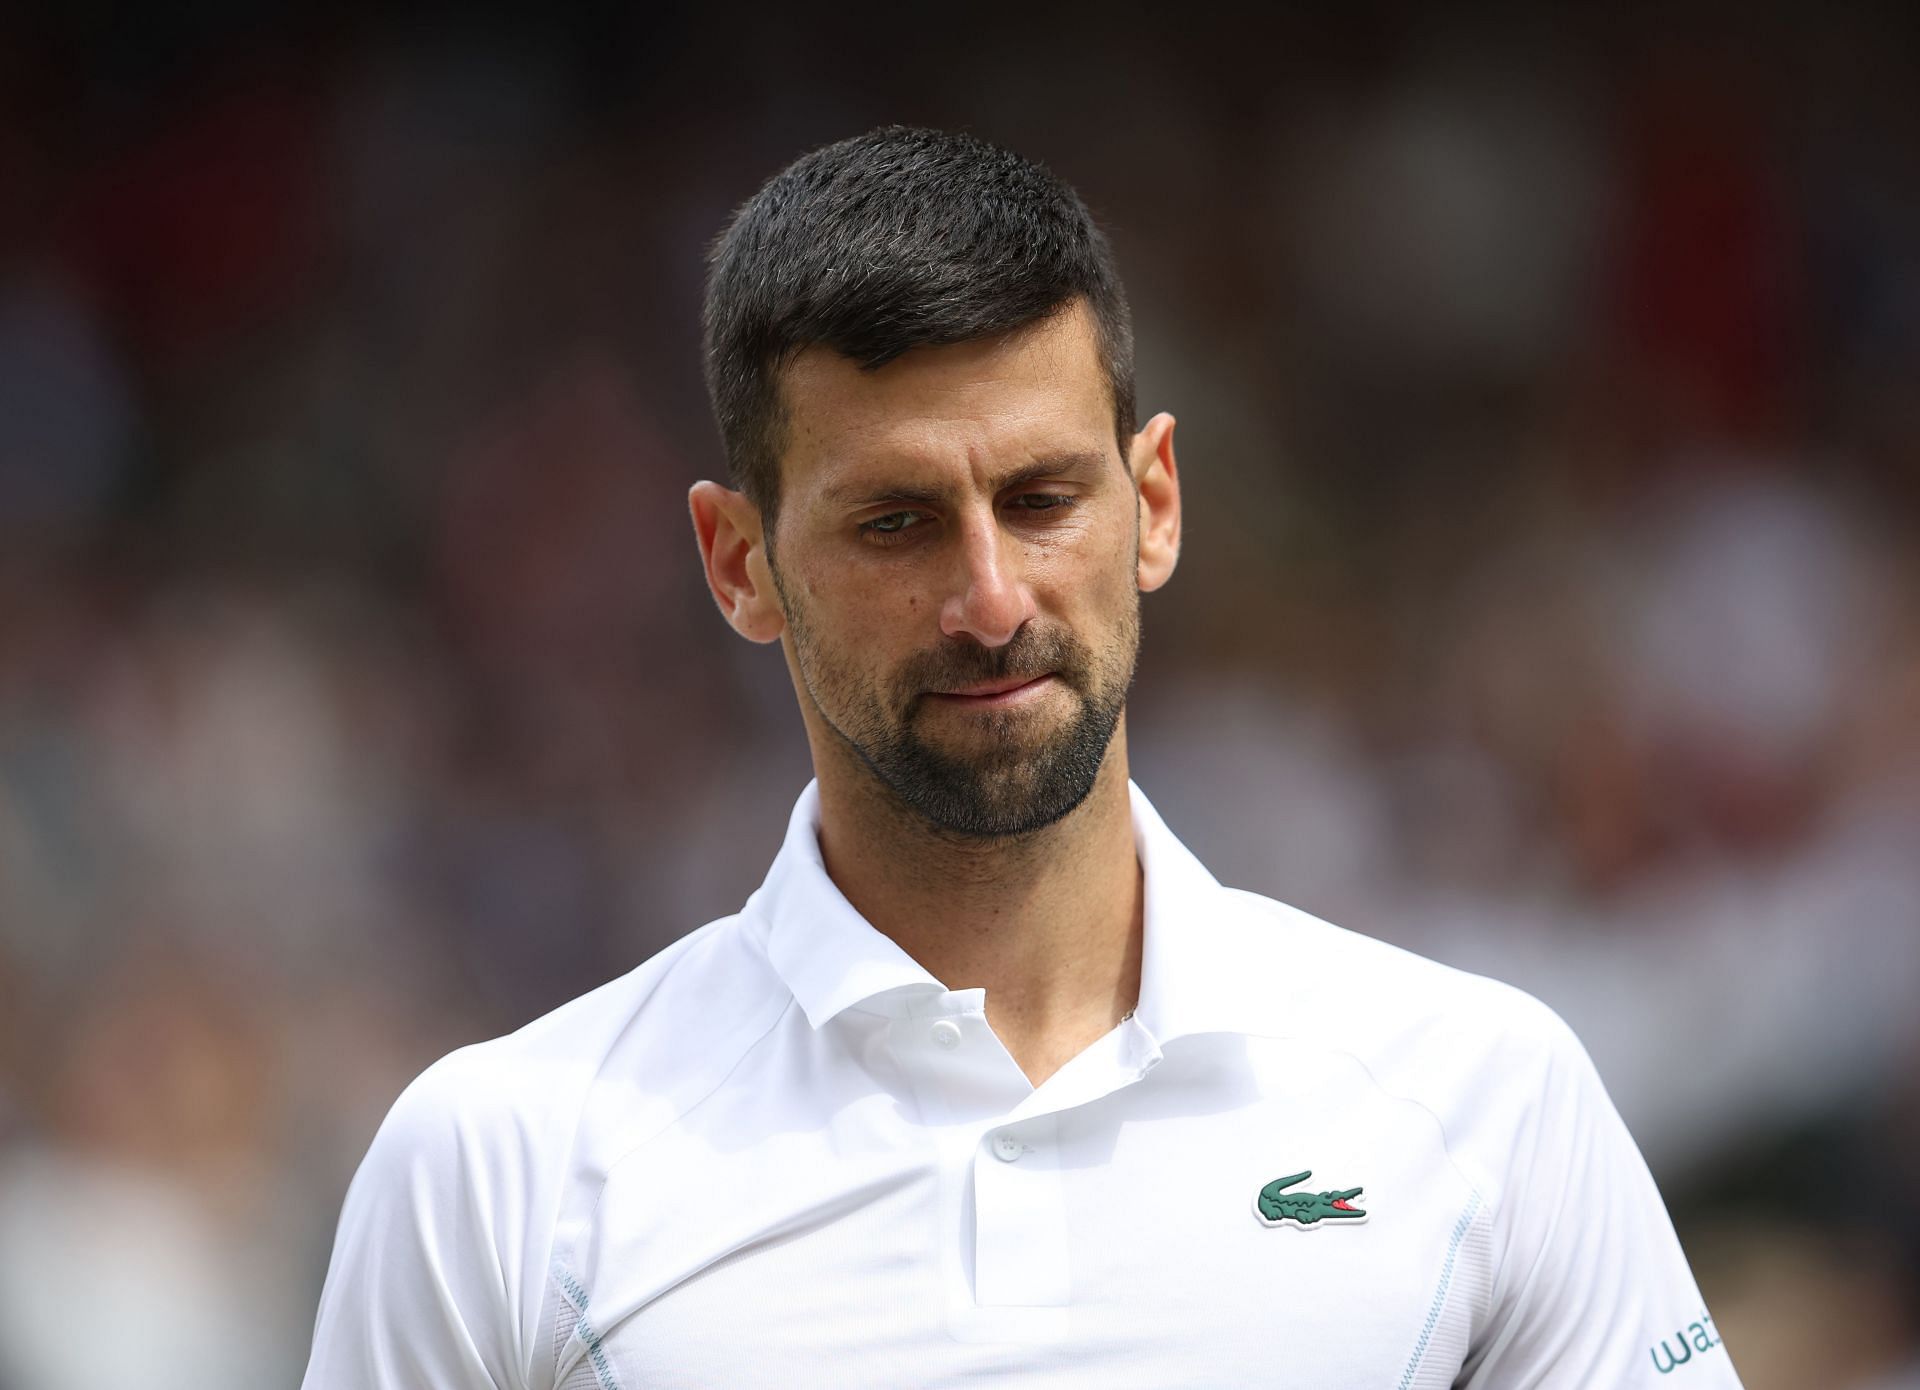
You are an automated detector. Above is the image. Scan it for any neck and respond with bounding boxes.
[812,731,1142,1087]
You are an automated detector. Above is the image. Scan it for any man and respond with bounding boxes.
[304,127,1743,1387]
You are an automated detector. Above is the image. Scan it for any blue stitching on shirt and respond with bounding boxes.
[1398,1189,1483,1390]
[553,1263,621,1390]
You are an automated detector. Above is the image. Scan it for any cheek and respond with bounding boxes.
[1061,519,1142,610]
[1016,511,1125,594]
[790,570,917,675]
[806,553,931,624]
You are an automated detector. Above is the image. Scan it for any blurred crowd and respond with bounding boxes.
[1,6,1916,1386]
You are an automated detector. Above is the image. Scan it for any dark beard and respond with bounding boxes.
[862,651,1128,838]
[783,592,1138,839]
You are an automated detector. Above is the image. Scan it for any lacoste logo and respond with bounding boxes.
[1254,1170,1368,1228]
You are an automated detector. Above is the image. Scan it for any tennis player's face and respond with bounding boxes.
[767,303,1149,838]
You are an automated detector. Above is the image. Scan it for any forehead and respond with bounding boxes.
[775,301,1116,502]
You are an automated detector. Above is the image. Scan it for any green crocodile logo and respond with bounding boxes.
[1255,1170,1368,1228]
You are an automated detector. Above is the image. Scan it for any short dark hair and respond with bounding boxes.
[702,126,1136,521]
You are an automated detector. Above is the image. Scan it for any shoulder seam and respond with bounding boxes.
[1312,1037,1501,1349]
[1298,1037,1498,1225]
[583,992,799,1232]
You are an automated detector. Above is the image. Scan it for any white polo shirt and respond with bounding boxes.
[304,782,1742,1388]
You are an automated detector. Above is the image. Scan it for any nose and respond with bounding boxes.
[939,511,1037,647]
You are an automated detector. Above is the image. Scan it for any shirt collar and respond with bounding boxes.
[751,779,1272,1044]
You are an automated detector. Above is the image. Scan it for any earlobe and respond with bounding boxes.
[1132,412,1182,593]
[688,482,787,644]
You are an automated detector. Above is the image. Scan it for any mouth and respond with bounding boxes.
[923,673,1057,708]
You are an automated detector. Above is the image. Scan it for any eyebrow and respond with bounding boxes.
[822,451,1114,509]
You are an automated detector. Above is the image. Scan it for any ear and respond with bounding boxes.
[1130,411,1181,593]
[689,481,786,643]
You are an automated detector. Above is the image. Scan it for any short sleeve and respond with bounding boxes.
[1462,1011,1745,1388]
[301,1058,534,1390]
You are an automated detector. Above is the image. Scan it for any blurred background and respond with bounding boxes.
[1,3,1917,1385]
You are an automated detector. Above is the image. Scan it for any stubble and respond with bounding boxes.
[774,564,1139,839]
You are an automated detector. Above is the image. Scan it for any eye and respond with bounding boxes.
[1009,493,1075,514]
[859,510,928,545]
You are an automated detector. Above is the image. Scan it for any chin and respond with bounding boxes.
[893,747,1110,839]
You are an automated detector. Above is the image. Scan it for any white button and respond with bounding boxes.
[930,1019,962,1050]
[992,1132,1024,1162]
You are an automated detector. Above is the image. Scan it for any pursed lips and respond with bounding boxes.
[924,673,1056,705]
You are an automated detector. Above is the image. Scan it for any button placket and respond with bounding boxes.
[973,1112,1068,1306]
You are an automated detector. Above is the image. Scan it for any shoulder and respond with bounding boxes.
[1213,888,1599,1200]
[308,915,791,1385]
[361,910,790,1206]
[1219,886,1579,1054]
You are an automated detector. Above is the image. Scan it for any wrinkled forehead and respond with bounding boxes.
[773,302,1120,507]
